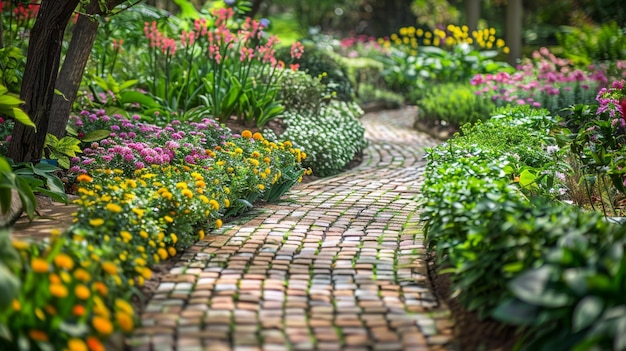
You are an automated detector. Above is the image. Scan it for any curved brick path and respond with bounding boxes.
[129,107,454,351]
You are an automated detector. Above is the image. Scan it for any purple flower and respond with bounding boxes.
[224,0,235,6]
[135,161,145,169]
[260,18,270,28]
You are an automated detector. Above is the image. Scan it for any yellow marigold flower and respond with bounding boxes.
[106,203,122,213]
[89,218,105,227]
[101,262,118,275]
[241,130,252,138]
[224,199,230,208]
[12,239,30,250]
[132,208,145,218]
[115,299,134,315]
[250,151,260,158]
[253,132,263,140]
[76,174,93,183]
[164,215,174,223]
[227,167,234,173]
[283,141,292,147]
[167,247,176,257]
[216,160,226,166]
[263,157,271,164]
[93,316,113,336]
[234,148,243,154]
[67,338,87,351]
[50,284,68,298]
[215,219,223,229]
[75,284,91,300]
[257,184,265,191]
[170,233,178,244]
[199,195,209,204]
[249,159,259,167]
[153,253,160,263]
[120,231,132,243]
[31,258,49,273]
[137,276,145,286]
[60,271,72,283]
[28,329,48,342]
[176,181,187,189]
[209,199,220,210]
[224,187,230,195]
[157,248,168,260]
[12,299,20,311]
[141,267,152,279]
[139,230,149,239]
[195,180,205,188]
[198,229,205,240]
[182,189,193,198]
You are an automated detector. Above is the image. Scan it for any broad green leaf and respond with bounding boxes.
[492,298,539,325]
[519,169,537,187]
[0,264,20,309]
[509,266,570,307]
[0,94,23,106]
[119,91,159,108]
[0,186,12,215]
[54,137,82,157]
[573,296,604,332]
[81,129,111,142]
[12,107,36,130]
[0,157,11,172]
[118,79,139,91]
[15,176,36,220]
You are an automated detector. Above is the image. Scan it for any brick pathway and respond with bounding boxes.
[129,107,454,351]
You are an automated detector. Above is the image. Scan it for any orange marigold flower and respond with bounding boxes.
[53,253,74,270]
[241,130,252,138]
[28,329,48,342]
[11,299,20,311]
[93,316,113,335]
[73,305,86,316]
[87,336,105,351]
[209,199,220,210]
[31,258,49,273]
[50,284,68,298]
[116,312,134,333]
[101,262,118,275]
[94,281,108,296]
[157,248,168,260]
[76,174,93,183]
[75,284,91,300]
[252,132,263,140]
[73,268,91,282]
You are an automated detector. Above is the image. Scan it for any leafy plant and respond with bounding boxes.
[417,83,496,128]
[281,101,366,177]
[43,134,82,169]
[556,21,626,66]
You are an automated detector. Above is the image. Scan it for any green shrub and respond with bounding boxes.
[278,69,327,115]
[357,84,405,109]
[416,83,496,128]
[281,101,366,177]
[557,21,626,66]
[421,103,626,350]
[277,43,355,102]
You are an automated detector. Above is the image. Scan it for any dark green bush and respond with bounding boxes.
[277,42,355,102]
[278,69,327,115]
[416,83,496,128]
[556,21,626,66]
[421,104,626,350]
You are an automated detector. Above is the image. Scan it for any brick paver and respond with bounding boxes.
[129,106,453,351]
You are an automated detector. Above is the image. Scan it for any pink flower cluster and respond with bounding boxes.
[69,111,229,175]
[144,21,177,55]
[470,47,618,109]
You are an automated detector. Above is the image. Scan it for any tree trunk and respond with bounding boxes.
[49,0,124,138]
[465,0,481,35]
[505,0,523,65]
[8,0,80,163]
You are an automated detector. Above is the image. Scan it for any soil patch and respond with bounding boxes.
[427,255,520,351]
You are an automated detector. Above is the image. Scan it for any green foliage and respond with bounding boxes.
[410,0,460,29]
[43,134,82,170]
[278,69,327,115]
[416,83,496,128]
[281,101,366,177]
[357,84,405,109]
[557,22,626,66]
[0,227,20,312]
[0,46,25,93]
[0,84,35,131]
[278,42,355,102]
[12,162,68,205]
[421,102,626,350]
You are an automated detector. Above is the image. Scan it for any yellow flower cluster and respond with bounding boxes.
[379,24,510,55]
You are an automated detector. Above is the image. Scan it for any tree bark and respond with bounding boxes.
[465,0,481,35]
[505,0,523,65]
[49,0,124,138]
[8,0,80,163]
